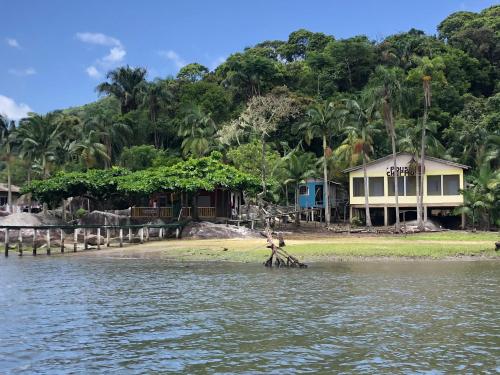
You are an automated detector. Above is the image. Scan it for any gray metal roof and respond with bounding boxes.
[342,152,470,173]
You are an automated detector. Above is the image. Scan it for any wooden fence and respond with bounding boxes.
[131,206,216,219]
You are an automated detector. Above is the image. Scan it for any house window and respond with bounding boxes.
[369,177,384,196]
[353,178,364,197]
[299,185,308,195]
[388,177,405,196]
[443,175,460,195]
[0,197,6,206]
[406,176,416,196]
[427,175,442,195]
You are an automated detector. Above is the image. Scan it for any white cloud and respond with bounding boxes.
[8,67,36,76]
[0,95,32,120]
[76,32,121,47]
[158,50,186,69]
[85,65,101,78]
[77,32,126,78]
[102,46,126,63]
[6,38,20,49]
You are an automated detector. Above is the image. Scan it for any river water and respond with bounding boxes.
[0,257,499,374]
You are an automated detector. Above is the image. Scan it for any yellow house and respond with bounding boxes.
[343,152,469,228]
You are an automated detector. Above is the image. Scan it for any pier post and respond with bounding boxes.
[106,228,110,247]
[60,229,65,253]
[84,228,88,250]
[17,230,23,256]
[32,228,37,256]
[4,229,9,257]
[73,228,78,252]
[46,230,51,255]
[140,227,144,244]
[128,228,132,243]
[119,228,123,247]
[97,228,101,250]
[145,227,149,242]
[175,227,180,239]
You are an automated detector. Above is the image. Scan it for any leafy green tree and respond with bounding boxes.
[177,63,209,82]
[96,65,147,114]
[0,115,17,212]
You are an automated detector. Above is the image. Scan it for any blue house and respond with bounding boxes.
[298,178,342,209]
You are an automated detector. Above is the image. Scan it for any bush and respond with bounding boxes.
[350,216,363,227]
[75,208,87,219]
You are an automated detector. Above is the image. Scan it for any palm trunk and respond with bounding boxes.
[27,167,32,213]
[323,135,330,227]
[7,158,12,213]
[418,110,428,231]
[285,184,289,207]
[295,183,300,226]
[362,151,372,227]
[261,135,267,196]
[391,130,400,232]
[415,153,421,229]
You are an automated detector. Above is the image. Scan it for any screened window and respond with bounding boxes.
[299,185,308,195]
[369,177,384,196]
[443,175,460,195]
[406,176,416,196]
[427,175,442,195]
[388,177,405,196]
[353,178,364,197]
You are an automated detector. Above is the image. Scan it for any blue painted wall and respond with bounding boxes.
[298,180,334,208]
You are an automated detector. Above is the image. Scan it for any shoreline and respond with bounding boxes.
[26,231,498,263]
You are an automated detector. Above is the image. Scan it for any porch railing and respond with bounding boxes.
[131,206,216,218]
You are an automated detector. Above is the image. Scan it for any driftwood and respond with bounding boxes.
[263,226,307,268]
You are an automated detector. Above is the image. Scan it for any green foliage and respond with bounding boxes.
[24,154,261,205]
[75,208,87,219]
[119,145,178,171]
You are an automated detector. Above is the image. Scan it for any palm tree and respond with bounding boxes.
[284,152,317,225]
[17,114,62,179]
[0,115,17,212]
[398,119,445,228]
[178,106,216,157]
[365,66,407,232]
[340,99,380,227]
[296,101,344,226]
[96,65,147,114]
[84,111,132,167]
[142,80,172,148]
[68,129,110,169]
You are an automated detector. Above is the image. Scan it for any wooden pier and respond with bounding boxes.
[1,222,186,257]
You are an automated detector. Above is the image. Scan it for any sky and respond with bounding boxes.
[0,0,497,119]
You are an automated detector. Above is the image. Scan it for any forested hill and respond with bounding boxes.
[1,5,499,224]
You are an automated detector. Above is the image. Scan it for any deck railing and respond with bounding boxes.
[131,206,216,219]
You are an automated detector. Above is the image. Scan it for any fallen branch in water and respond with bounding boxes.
[263,226,307,268]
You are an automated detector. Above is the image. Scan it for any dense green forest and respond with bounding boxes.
[1,5,499,228]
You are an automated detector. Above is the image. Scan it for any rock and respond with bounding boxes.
[183,221,260,239]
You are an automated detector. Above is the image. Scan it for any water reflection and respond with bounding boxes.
[0,258,499,373]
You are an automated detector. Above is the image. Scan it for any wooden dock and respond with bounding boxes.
[1,222,186,257]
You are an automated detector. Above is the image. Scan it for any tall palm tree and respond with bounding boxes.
[17,114,62,179]
[340,99,380,227]
[296,101,344,226]
[365,66,408,232]
[178,106,216,157]
[96,65,147,114]
[0,115,17,212]
[284,152,317,225]
[142,80,172,148]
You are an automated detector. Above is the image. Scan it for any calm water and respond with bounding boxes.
[0,257,499,374]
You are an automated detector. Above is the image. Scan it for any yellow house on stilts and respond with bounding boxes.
[343,152,469,228]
